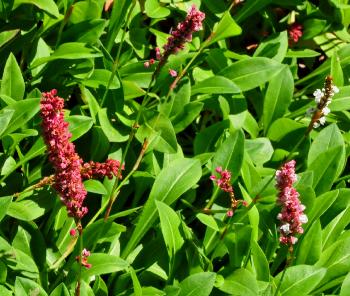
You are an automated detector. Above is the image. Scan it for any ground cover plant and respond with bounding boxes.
[1,0,350,295]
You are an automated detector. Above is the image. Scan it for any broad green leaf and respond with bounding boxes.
[15,277,48,296]
[13,0,59,17]
[31,43,102,68]
[191,76,240,95]
[331,52,344,86]
[263,66,293,132]
[315,237,350,292]
[235,0,273,23]
[254,31,288,62]
[156,201,184,262]
[66,115,93,141]
[340,272,350,296]
[81,69,120,89]
[106,0,133,51]
[275,265,326,296]
[307,124,345,194]
[81,254,129,279]
[196,213,219,232]
[219,57,284,91]
[122,80,146,100]
[0,196,12,222]
[160,78,191,117]
[49,283,70,296]
[0,98,40,137]
[207,11,242,45]
[245,138,274,166]
[0,109,14,138]
[62,19,106,44]
[122,158,201,257]
[179,272,216,296]
[137,112,178,153]
[286,49,321,58]
[7,193,53,221]
[0,286,12,296]
[129,267,143,296]
[1,53,25,100]
[69,1,100,24]
[194,120,230,154]
[322,206,350,250]
[295,221,322,265]
[0,156,16,176]
[84,180,107,195]
[250,240,270,282]
[305,190,339,233]
[0,30,19,48]
[172,102,204,133]
[212,129,245,181]
[145,0,170,18]
[329,86,350,111]
[217,268,259,295]
[98,108,129,142]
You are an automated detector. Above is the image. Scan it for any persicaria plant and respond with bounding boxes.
[0,1,349,296]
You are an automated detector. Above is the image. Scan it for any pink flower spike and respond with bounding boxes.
[40,90,88,219]
[276,160,307,245]
[288,23,303,43]
[169,69,177,77]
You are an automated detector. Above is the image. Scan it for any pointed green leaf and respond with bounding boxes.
[1,53,25,100]
[179,272,216,296]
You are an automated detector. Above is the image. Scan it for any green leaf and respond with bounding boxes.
[263,66,294,132]
[129,267,143,296]
[1,53,25,100]
[0,156,16,176]
[212,129,245,181]
[122,80,146,100]
[315,237,350,292]
[295,221,322,265]
[250,240,270,282]
[196,213,219,232]
[285,49,321,58]
[340,272,350,296]
[331,52,344,86]
[62,19,106,44]
[322,206,350,250]
[122,158,201,257]
[0,109,14,138]
[49,283,70,296]
[219,57,284,91]
[81,254,129,279]
[31,43,102,68]
[329,85,350,111]
[191,76,240,95]
[145,0,170,18]
[13,0,59,17]
[81,69,120,89]
[156,201,184,261]
[307,124,345,195]
[172,102,204,133]
[0,285,12,296]
[98,108,129,142]
[178,272,216,296]
[137,112,178,153]
[275,265,326,296]
[254,31,288,62]
[245,138,274,166]
[15,277,48,296]
[66,115,93,141]
[84,180,107,195]
[305,190,339,233]
[0,98,40,137]
[235,0,273,23]
[208,11,241,45]
[0,196,12,223]
[217,268,259,295]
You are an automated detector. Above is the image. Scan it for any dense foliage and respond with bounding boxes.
[1,0,350,295]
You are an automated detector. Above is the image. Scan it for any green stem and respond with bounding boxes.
[75,222,83,296]
[274,247,294,296]
[55,1,75,49]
